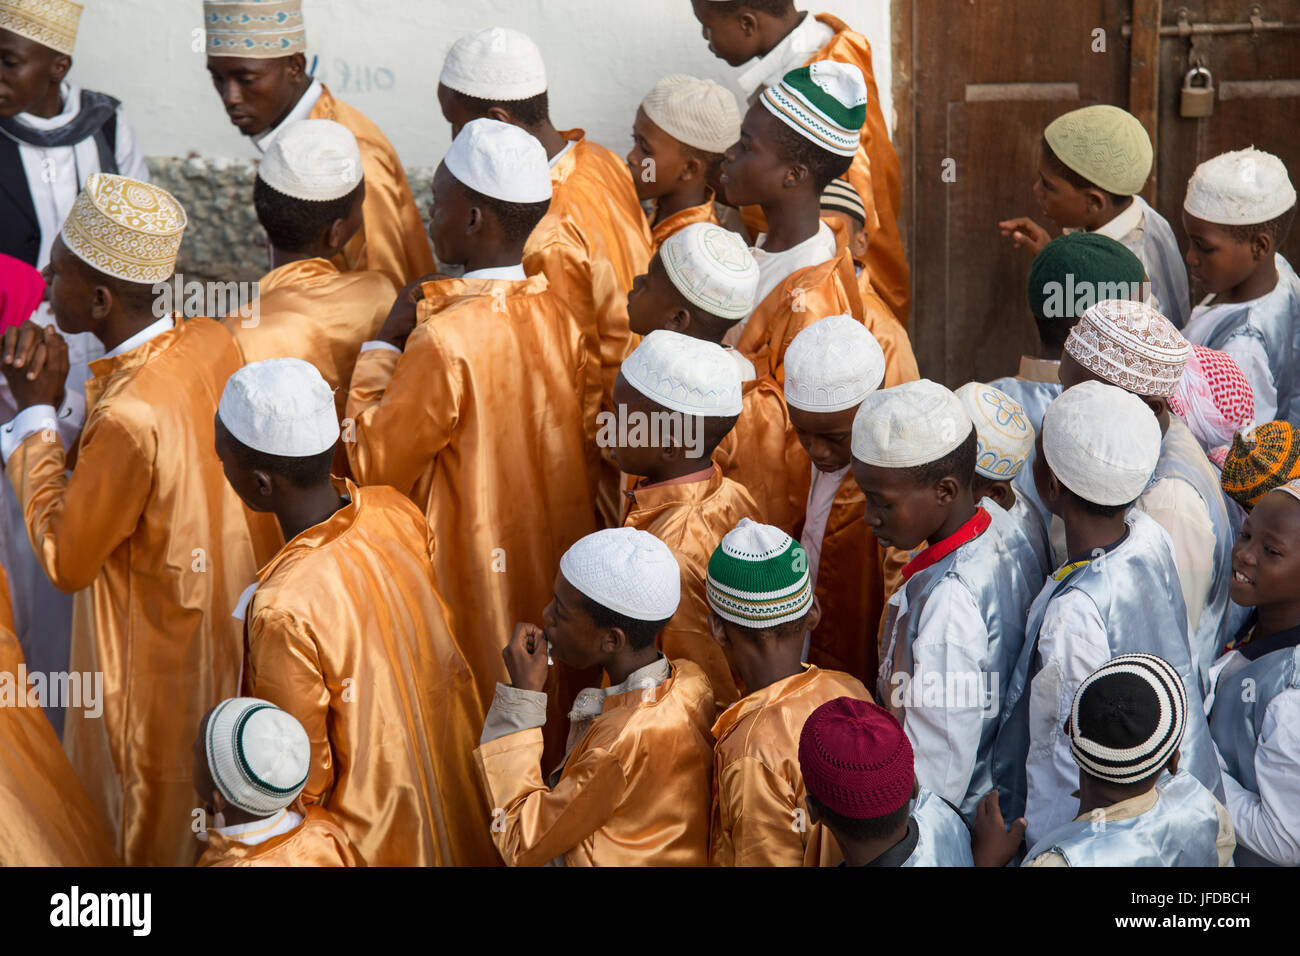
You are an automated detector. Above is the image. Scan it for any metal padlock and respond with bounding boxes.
[1181,67,1215,118]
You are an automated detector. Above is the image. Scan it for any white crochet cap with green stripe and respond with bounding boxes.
[760,61,867,158]
[707,518,813,628]
[205,697,310,816]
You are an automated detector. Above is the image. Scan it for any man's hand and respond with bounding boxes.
[997,217,1052,256]
[2,323,67,410]
[503,622,550,693]
[376,273,450,350]
[971,789,1026,867]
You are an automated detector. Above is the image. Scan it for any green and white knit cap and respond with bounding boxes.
[706,517,813,628]
[760,61,867,158]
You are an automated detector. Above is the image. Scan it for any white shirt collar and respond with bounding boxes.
[253,78,323,153]
[16,81,80,130]
[736,13,836,97]
[548,139,576,169]
[568,655,671,721]
[462,264,527,281]
[1091,196,1146,242]
[104,315,174,359]
[214,808,302,847]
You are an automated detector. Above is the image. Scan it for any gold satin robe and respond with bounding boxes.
[711,665,872,866]
[0,565,119,866]
[525,129,653,525]
[309,85,435,288]
[5,317,282,866]
[474,659,715,866]
[713,374,810,534]
[346,275,597,709]
[197,805,360,867]
[649,190,722,253]
[244,481,493,866]
[856,268,920,388]
[623,469,760,708]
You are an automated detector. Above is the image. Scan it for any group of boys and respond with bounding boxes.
[0,0,1295,868]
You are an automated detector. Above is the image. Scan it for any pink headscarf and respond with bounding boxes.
[1169,345,1255,469]
[0,253,46,333]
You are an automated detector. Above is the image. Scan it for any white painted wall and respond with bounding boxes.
[69,0,892,164]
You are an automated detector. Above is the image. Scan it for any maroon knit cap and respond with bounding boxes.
[798,697,914,819]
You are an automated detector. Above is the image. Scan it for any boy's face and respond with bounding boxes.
[541,574,611,671]
[1182,211,1259,295]
[627,107,690,203]
[427,163,473,266]
[42,236,97,336]
[851,458,950,551]
[627,259,687,336]
[1230,491,1300,608]
[720,105,793,208]
[788,404,858,473]
[820,209,869,263]
[0,29,64,117]
[206,54,304,136]
[1032,146,1090,230]
[610,373,684,475]
[690,0,761,67]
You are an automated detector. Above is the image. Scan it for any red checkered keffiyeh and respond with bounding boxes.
[1169,345,1255,468]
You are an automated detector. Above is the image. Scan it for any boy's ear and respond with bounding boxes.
[324,217,348,253]
[485,104,518,127]
[707,612,728,646]
[253,468,276,499]
[782,162,811,191]
[90,283,113,320]
[933,474,960,506]
[665,306,693,334]
[1251,229,1274,261]
[738,11,761,35]
[1143,396,1169,420]
[602,625,629,656]
[849,225,869,261]
[1082,186,1108,215]
[803,594,822,634]
[465,204,484,236]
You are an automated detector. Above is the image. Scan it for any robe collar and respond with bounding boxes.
[624,465,719,517]
[900,506,991,581]
[261,256,341,292]
[650,189,716,249]
[84,315,181,410]
[1015,356,1061,384]
[550,130,588,186]
[710,663,822,742]
[569,654,671,721]
[256,477,362,585]
[204,804,313,859]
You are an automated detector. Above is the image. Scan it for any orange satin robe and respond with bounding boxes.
[857,269,920,387]
[198,805,360,867]
[474,659,715,866]
[649,190,722,253]
[713,374,810,534]
[309,85,435,289]
[796,469,885,684]
[244,481,492,866]
[525,130,653,526]
[623,469,760,708]
[222,257,395,422]
[711,665,872,866]
[5,317,282,866]
[0,565,119,866]
[346,274,597,708]
[808,14,910,325]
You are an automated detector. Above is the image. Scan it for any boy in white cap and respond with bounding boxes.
[0,173,280,866]
[955,381,1051,579]
[999,105,1189,329]
[992,655,1232,867]
[820,179,919,387]
[1060,299,1232,692]
[852,379,1040,818]
[0,0,147,716]
[438,27,651,525]
[717,62,870,383]
[627,74,740,251]
[216,358,495,867]
[203,0,433,289]
[1207,480,1300,865]
[784,314,887,681]
[347,119,595,716]
[627,222,802,530]
[475,527,716,866]
[194,697,359,866]
[691,0,909,325]
[706,517,872,865]
[1181,147,1298,426]
[614,330,759,708]
[995,381,1224,845]
[223,119,394,437]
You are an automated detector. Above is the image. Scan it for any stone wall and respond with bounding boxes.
[147,156,435,285]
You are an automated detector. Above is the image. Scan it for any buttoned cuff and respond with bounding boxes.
[360,341,401,355]
[1,403,59,463]
[479,681,548,745]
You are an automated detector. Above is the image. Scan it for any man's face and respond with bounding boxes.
[626,259,686,337]
[206,55,303,136]
[1032,146,1090,231]
[720,105,790,207]
[42,236,95,335]
[437,83,482,140]
[541,574,609,671]
[1230,491,1300,608]
[0,28,62,118]
[427,163,472,267]
[627,107,690,203]
[1182,211,1258,296]
[850,458,946,552]
[690,0,761,67]
[789,404,858,473]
